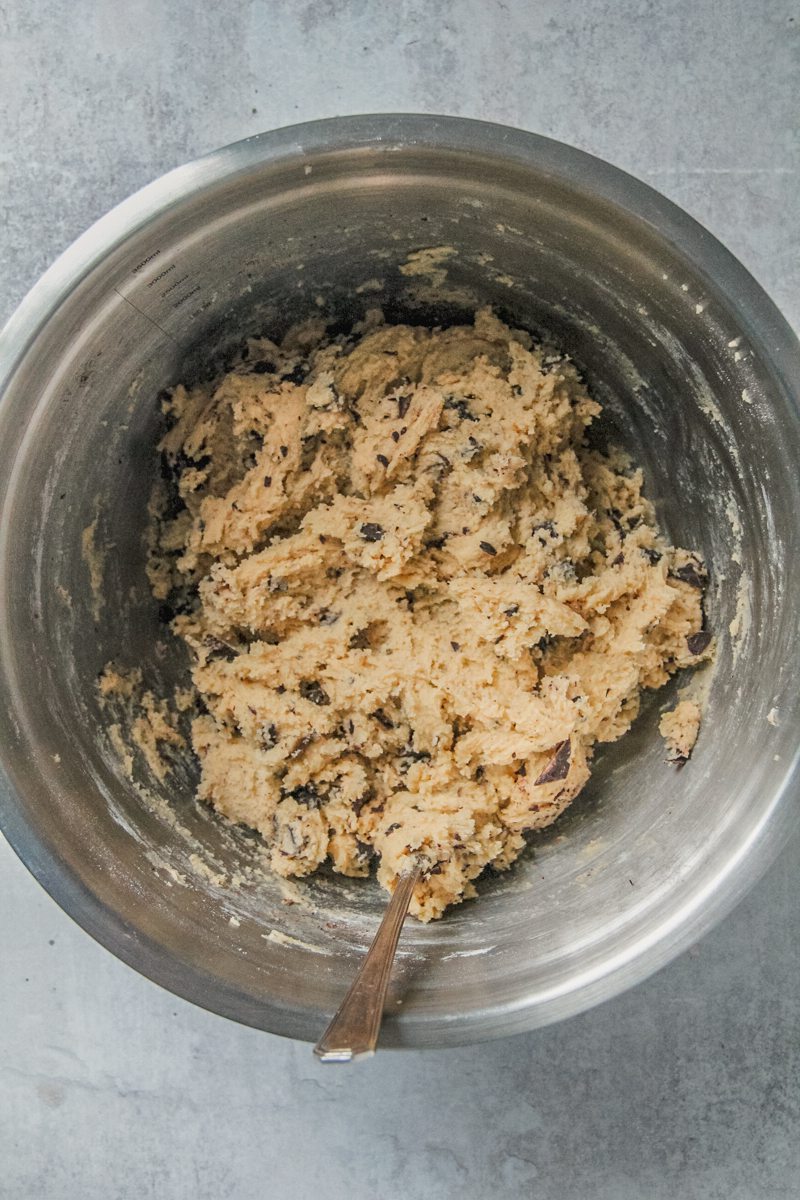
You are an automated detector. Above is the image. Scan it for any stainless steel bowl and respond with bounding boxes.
[1,115,798,1047]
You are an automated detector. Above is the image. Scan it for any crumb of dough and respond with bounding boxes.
[81,515,105,622]
[659,700,702,765]
[146,307,710,921]
[99,665,185,782]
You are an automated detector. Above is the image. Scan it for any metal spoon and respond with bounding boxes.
[313,862,423,1061]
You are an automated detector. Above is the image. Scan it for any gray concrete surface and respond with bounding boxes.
[1,1,798,1197]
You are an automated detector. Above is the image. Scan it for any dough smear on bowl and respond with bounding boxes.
[147,308,711,920]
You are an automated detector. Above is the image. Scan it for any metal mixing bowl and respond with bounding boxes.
[1,115,798,1047]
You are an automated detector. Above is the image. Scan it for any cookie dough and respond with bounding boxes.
[659,699,702,765]
[148,308,711,920]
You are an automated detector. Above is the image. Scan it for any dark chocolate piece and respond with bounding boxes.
[287,732,315,758]
[671,561,706,589]
[283,781,324,809]
[260,723,279,750]
[443,396,478,422]
[687,630,712,656]
[355,839,377,862]
[371,707,395,730]
[281,364,306,385]
[204,635,239,662]
[359,522,384,542]
[534,738,572,785]
[299,679,331,706]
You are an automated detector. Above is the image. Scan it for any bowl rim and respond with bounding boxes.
[1,113,799,1046]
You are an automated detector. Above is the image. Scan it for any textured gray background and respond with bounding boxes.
[1,1,798,1197]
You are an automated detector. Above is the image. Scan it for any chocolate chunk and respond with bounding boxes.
[281,364,306,385]
[376,453,389,467]
[355,839,377,862]
[443,396,478,422]
[533,520,556,545]
[283,781,324,809]
[480,541,497,556]
[280,444,288,458]
[287,732,315,758]
[371,707,394,730]
[299,679,330,706]
[352,788,376,816]
[259,723,279,750]
[534,738,571,785]
[359,522,384,542]
[425,534,447,550]
[263,475,272,487]
[204,635,239,661]
[516,761,527,777]
[671,561,706,589]
[397,394,412,419]
[687,630,712,656]
[608,507,624,533]
[348,629,371,650]
[391,430,400,442]
[252,360,276,374]
[317,608,340,625]
[611,552,624,566]
[427,862,444,875]
[462,435,483,462]
[450,641,460,652]
[503,604,520,616]
[384,822,402,835]
[400,744,430,763]
[642,547,662,565]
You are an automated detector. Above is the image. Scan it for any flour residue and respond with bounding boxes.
[263,929,328,954]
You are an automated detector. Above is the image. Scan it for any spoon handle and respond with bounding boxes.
[314,864,422,1062]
